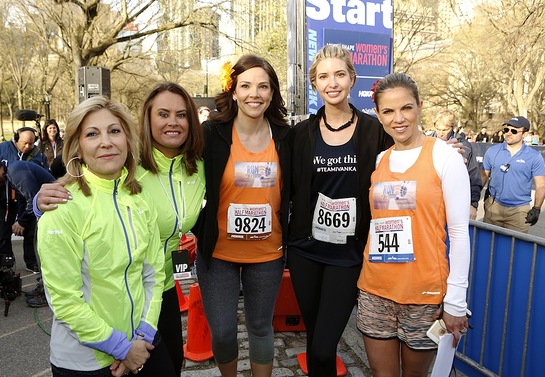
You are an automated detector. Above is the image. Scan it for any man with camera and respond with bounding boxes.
[0,126,48,278]
[0,159,55,309]
[480,116,545,233]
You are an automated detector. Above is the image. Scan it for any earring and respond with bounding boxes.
[66,156,84,178]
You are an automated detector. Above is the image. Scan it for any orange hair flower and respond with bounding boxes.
[219,61,234,92]
[371,79,381,104]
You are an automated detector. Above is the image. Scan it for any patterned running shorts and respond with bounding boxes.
[357,290,440,350]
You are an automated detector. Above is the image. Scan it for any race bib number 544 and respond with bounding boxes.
[369,216,414,262]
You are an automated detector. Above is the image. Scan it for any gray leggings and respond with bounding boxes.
[196,255,284,364]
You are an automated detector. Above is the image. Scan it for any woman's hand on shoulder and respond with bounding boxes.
[37,182,72,212]
[446,138,468,163]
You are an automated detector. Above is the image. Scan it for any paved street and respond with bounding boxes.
[0,238,374,377]
[2,202,544,377]
[0,238,52,377]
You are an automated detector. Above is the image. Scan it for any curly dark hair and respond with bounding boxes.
[42,119,62,143]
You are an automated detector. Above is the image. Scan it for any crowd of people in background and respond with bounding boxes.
[426,124,544,145]
[2,42,543,377]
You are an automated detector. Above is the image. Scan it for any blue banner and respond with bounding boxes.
[306,0,394,115]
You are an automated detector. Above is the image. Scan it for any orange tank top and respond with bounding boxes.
[358,137,449,305]
[213,126,283,262]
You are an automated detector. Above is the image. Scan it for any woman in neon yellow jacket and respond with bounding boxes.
[135,82,205,375]
[35,83,206,376]
[38,96,166,376]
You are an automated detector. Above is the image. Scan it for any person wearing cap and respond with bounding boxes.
[480,116,545,232]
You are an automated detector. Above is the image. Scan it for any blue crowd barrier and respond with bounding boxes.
[454,221,545,377]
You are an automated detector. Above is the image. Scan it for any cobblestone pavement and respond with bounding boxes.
[179,278,373,377]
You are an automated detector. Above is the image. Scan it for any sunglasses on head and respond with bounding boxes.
[503,127,523,135]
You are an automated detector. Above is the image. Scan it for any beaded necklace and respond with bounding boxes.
[322,107,356,132]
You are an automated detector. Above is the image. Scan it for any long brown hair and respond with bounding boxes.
[212,55,287,125]
[42,119,62,144]
[139,82,203,175]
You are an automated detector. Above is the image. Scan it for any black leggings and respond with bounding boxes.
[138,287,180,377]
[52,365,112,377]
[288,252,361,377]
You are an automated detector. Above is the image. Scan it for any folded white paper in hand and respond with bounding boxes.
[431,333,462,377]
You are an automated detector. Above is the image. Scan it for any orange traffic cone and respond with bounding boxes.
[183,283,214,362]
[175,280,189,312]
[297,352,347,376]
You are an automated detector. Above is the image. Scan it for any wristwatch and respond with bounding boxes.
[471,201,479,209]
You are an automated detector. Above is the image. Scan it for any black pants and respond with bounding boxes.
[22,217,38,268]
[0,204,38,268]
[52,365,113,377]
[0,203,17,256]
[288,252,361,377]
[139,286,181,377]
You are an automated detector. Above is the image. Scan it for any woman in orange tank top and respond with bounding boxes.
[195,55,291,377]
[357,73,471,376]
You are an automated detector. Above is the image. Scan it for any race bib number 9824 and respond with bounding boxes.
[227,203,272,240]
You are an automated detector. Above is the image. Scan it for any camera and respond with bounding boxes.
[0,254,22,317]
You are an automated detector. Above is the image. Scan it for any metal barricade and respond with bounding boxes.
[454,220,545,376]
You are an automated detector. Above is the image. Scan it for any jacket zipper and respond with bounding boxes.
[113,179,137,338]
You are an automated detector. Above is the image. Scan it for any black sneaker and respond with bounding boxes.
[25,265,40,274]
[26,293,48,308]
[24,282,44,297]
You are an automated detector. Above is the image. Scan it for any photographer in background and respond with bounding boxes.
[0,127,48,276]
[0,160,55,307]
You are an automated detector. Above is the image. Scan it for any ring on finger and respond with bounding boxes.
[137,365,144,372]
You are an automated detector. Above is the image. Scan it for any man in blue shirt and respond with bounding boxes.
[481,116,545,233]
